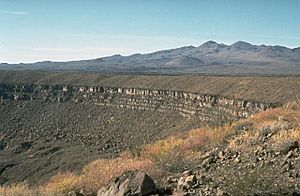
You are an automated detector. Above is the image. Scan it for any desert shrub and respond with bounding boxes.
[77,157,155,193]
[252,103,300,129]
[183,125,235,151]
[1,157,156,195]
[227,103,300,151]
[181,129,209,152]
[252,108,288,123]
[196,125,234,146]
[232,119,254,133]
[141,137,187,172]
[269,127,300,150]
[141,125,235,172]
[0,183,40,196]
[227,129,257,151]
[41,171,80,195]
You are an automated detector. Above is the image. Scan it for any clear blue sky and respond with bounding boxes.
[1,0,300,63]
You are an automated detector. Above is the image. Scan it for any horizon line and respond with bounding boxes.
[2,40,299,64]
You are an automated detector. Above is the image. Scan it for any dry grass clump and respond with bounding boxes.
[141,124,235,172]
[0,175,82,196]
[228,102,300,151]
[0,183,41,196]
[181,124,234,152]
[252,108,288,124]
[252,102,300,127]
[0,156,156,195]
[40,172,80,195]
[40,154,156,194]
[269,127,300,152]
[227,130,259,150]
[141,136,186,172]
[271,128,300,142]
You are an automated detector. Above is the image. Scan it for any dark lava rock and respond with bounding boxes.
[12,142,32,153]
[280,140,299,154]
[0,143,4,151]
[97,170,156,196]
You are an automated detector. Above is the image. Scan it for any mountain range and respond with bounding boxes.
[1,41,300,75]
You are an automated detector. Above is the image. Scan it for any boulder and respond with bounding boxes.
[184,175,197,189]
[67,190,84,196]
[216,188,229,196]
[280,140,299,154]
[97,171,156,196]
[177,175,197,190]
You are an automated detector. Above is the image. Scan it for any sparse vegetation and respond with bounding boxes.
[77,156,156,193]
[0,183,40,196]
[217,164,298,196]
[141,136,186,172]
[40,172,80,195]
[140,124,234,172]
[0,157,156,195]
[1,102,300,195]
[228,101,300,151]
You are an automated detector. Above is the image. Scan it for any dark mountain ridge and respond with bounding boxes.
[1,41,300,75]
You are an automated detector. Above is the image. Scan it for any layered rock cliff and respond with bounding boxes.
[0,83,278,124]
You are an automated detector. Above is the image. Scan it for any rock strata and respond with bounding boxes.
[0,83,278,124]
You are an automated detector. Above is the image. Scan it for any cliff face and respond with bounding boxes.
[1,71,299,104]
[0,83,278,124]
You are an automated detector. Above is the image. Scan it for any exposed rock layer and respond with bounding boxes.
[0,83,277,123]
[1,71,299,103]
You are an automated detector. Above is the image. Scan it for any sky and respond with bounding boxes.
[0,0,300,63]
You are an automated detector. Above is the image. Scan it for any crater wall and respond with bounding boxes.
[0,83,278,124]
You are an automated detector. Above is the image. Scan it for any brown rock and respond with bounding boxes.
[97,170,156,196]
[177,175,197,190]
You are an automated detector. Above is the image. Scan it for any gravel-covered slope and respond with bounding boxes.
[0,100,204,185]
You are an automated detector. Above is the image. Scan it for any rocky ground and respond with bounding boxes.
[162,140,300,195]
[1,71,300,195]
[0,99,206,185]
[162,118,300,195]
[98,115,300,196]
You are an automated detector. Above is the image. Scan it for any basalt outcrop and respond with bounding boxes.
[0,83,277,124]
